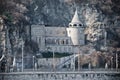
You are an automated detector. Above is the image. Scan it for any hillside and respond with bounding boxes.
[0,0,120,69]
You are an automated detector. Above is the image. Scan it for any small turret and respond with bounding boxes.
[67,9,85,46]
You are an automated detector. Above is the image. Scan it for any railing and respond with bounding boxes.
[0,69,120,75]
[6,67,120,73]
[0,55,5,62]
[56,54,79,69]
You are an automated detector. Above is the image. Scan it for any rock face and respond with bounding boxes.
[31,0,120,25]
[0,17,6,57]
[0,0,119,55]
[30,0,120,47]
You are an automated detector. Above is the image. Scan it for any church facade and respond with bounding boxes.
[31,10,85,53]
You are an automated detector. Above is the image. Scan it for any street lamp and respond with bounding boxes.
[105,62,108,70]
[88,63,91,70]
[111,57,113,70]
[73,46,76,71]
[21,39,24,72]
[52,48,55,71]
[116,52,118,70]
[78,47,80,71]
[33,56,35,71]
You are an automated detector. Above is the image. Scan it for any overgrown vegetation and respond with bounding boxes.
[0,0,35,72]
[41,52,71,58]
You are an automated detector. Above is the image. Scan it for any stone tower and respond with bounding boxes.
[67,9,85,46]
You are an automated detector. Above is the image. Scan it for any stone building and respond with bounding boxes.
[31,10,85,53]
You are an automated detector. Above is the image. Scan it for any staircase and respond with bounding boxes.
[56,54,79,69]
[0,54,5,62]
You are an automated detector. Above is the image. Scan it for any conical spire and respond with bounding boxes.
[71,9,81,24]
[69,9,83,27]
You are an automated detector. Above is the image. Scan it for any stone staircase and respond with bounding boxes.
[56,54,79,69]
[0,54,5,62]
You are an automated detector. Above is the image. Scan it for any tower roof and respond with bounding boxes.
[69,9,84,28]
[71,9,82,24]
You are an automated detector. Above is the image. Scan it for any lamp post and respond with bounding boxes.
[52,49,55,71]
[111,57,113,70]
[72,46,75,71]
[78,47,80,71]
[105,62,108,70]
[116,52,118,70]
[73,45,79,71]
[89,63,91,70]
[21,39,24,72]
[33,56,35,71]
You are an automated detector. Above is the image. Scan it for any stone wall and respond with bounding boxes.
[37,55,73,68]
[0,72,120,80]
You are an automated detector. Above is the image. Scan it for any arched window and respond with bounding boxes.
[104,24,106,27]
[73,24,77,26]
[66,39,69,44]
[39,37,41,45]
[79,24,82,26]
[62,40,64,44]
[69,24,72,27]
[55,39,59,45]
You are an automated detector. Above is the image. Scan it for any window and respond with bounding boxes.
[79,24,82,26]
[69,24,72,27]
[104,24,106,27]
[39,37,41,45]
[73,24,77,26]
[56,39,59,45]
[66,39,69,44]
[61,40,64,45]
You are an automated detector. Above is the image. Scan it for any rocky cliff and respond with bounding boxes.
[0,0,120,69]
[30,0,120,49]
[0,0,119,55]
[25,0,120,68]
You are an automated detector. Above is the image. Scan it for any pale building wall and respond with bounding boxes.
[45,35,73,53]
[45,27,67,37]
[67,27,85,46]
[31,25,85,53]
[31,25,45,51]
